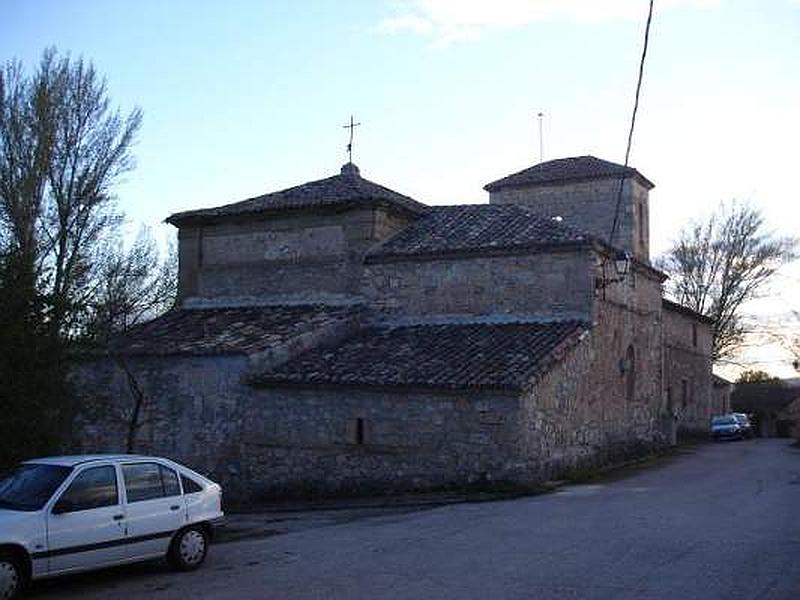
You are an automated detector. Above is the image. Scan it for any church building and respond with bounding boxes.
[74,156,714,502]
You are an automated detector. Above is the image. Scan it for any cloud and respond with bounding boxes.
[377,0,721,46]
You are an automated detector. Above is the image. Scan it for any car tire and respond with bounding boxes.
[0,551,26,600]
[168,526,209,571]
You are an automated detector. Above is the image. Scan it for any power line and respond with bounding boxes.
[609,0,655,246]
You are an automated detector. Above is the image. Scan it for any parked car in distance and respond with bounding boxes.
[731,413,754,438]
[710,415,744,441]
[0,455,224,599]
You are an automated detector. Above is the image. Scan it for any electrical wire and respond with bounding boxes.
[609,0,655,246]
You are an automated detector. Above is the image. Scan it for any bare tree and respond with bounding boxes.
[84,227,177,342]
[658,201,797,362]
[736,369,780,384]
[0,48,145,463]
[85,228,178,453]
[772,310,800,373]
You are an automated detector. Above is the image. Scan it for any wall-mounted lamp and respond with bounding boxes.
[613,251,631,278]
[596,251,632,289]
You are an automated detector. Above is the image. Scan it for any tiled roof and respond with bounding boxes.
[110,305,356,356]
[254,320,587,390]
[366,204,592,261]
[662,298,715,325]
[712,374,732,387]
[484,156,654,192]
[167,163,427,225]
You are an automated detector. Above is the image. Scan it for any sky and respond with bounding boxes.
[3,0,799,377]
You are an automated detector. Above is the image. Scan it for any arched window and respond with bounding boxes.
[625,345,636,402]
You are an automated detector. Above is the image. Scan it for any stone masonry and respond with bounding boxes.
[74,156,713,502]
[662,299,714,435]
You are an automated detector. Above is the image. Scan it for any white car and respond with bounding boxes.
[0,454,224,599]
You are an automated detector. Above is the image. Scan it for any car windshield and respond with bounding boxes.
[712,416,736,426]
[0,464,73,511]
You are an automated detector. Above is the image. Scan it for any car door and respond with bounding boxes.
[121,462,186,559]
[45,464,128,575]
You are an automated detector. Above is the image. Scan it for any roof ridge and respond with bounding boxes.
[167,168,428,225]
[484,155,654,192]
[366,202,593,261]
[372,314,589,328]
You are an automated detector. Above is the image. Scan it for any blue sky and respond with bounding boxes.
[3,0,799,375]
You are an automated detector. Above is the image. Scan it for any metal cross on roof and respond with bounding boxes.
[342,115,361,163]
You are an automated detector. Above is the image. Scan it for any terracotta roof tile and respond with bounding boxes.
[484,156,654,192]
[167,164,426,225]
[255,320,587,390]
[367,204,591,260]
[110,305,357,356]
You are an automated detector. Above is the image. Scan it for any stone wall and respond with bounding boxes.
[72,355,250,497]
[711,381,732,416]
[72,354,528,502]
[518,330,598,477]
[489,177,651,262]
[532,261,669,458]
[72,274,670,504]
[362,249,595,319]
[177,206,413,302]
[780,398,800,441]
[663,307,713,435]
[511,272,667,479]
[241,386,524,499]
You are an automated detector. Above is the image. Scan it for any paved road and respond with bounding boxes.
[31,439,800,599]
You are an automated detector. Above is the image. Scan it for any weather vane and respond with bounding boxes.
[342,115,361,163]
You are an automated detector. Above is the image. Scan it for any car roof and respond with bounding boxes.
[23,454,174,467]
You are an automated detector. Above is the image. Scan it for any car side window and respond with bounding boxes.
[161,466,181,497]
[53,466,118,513]
[123,463,181,502]
[181,474,204,494]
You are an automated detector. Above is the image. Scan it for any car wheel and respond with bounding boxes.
[0,552,25,600]
[168,526,208,571]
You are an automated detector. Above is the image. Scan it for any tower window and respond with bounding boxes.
[692,323,698,347]
[638,200,646,245]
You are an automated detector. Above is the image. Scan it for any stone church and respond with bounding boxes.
[74,156,714,502]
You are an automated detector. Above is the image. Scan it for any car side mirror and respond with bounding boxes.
[52,499,74,515]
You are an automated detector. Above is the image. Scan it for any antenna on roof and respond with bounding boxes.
[537,111,544,163]
[342,115,361,164]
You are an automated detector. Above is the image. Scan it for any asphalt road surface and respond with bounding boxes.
[31,439,800,599]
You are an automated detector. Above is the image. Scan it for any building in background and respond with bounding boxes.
[711,375,733,416]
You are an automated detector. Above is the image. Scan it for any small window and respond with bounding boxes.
[123,463,181,503]
[625,345,636,402]
[181,474,204,494]
[54,466,118,513]
[692,323,698,347]
[681,378,689,407]
[355,418,365,445]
